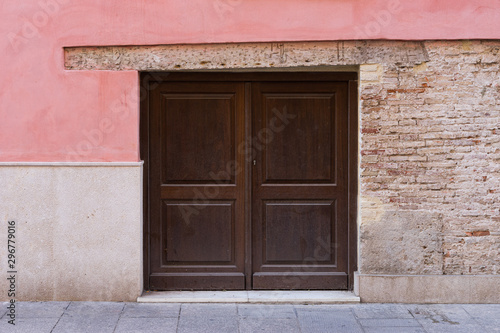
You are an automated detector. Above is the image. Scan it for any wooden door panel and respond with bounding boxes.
[163,201,235,264]
[149,81,245,290]
[162,94,235,184]
[252,81,349,290]
[263,201,334,264]
[264,94,335,182]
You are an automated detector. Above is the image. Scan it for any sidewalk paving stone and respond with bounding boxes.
[461,304,500,319]
[177,303,239,333]
[353,303,414,319]
[0,301,498,332]
[239,317,301,333]
[296,307,363,333]
[363,327,427,333]
[0,318,59,333]
[237,304,296,318]
[177,316,238,333]
[180,303,237,317]
[359,318,422,327]
[407,304,488,333]
[461,304,500,333]
[115,317,178,333]
[121,302,180,318]
[16,301,69,318]
[0,302,8,319]
[51,313,120,333]
[63,301,124,317]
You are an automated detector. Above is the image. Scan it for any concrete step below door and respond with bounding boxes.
[137,291,360,304]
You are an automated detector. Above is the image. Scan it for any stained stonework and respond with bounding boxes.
[65,40,500,276]
[64,41,429,70]
[360,210,443,274]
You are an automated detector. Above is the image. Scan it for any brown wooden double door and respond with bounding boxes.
[144,73,357,290]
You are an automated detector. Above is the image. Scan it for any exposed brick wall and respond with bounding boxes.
[65,40,500,276]
[360,40,500,275]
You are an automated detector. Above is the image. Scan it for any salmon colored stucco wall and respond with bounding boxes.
[1,0,500,161]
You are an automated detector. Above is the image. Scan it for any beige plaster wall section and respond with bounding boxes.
[0,164,143,301]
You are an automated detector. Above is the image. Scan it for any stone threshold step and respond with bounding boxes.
[137,290,360,304]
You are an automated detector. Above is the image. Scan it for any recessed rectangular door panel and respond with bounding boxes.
[264,94,335,182]
[162,94,235,184]
[263,201,335,264]
[163,201,235,264]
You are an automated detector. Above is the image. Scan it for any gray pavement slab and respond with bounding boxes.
[462,304,500,318]
[16,301,69,318]
[51,314,121,333]
[121,302,180,318]
[238,304,296,318]
[115,317,178,333]
[0,318,58,333]
[296,307,363,333]
[359,318,422,327]
[414,321,486,333]
[0,302,8,320]
[353,303,414,319]
[177,316,238,333]
[63,301,124,317]
[461,304,500,332]
[177,303,239,333]
[295,304,355,311]
[474,320,500,333]
[239,317,301,332]
[363,328,427,333]
[407,304,486,333]
[0,301,497,332]
[179,303,237,316]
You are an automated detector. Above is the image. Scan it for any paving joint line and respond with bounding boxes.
[49,301,72,333]
[111,302,126,333]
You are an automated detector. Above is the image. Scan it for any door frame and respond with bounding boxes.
[140,71,358,291]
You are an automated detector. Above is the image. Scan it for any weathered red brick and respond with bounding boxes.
[362,128,380,134]
[361,149,385,156]
[387,88,426,94]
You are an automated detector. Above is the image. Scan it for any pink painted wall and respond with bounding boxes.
[2,0,500,161]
